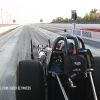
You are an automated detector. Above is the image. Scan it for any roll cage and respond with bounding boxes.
[47,36,97,100]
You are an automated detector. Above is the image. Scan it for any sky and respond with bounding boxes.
[0,0,100,24]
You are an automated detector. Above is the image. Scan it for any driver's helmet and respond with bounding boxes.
[56,43,62,50]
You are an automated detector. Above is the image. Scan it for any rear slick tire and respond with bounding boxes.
[16,60,45,100]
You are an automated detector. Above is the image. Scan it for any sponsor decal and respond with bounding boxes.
[73,30,81,36]
[82,31,92,38]
[74,62,81,66]
[73,68,81,71]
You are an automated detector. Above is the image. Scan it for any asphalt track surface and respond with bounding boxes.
[35,23,100,29]
[0,24,99,100]
[34,24,100,57]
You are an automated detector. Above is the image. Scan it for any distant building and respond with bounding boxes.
[40,19,43,22]
[13,20,16,23]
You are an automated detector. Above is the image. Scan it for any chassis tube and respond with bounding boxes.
[56,74,68,100]
[31,39,34,59]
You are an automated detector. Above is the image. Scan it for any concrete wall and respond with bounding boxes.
[66,29,100,47]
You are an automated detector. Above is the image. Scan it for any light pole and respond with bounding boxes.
[7,12,8,24]
[1,9,3,24]
[9,14,11,25]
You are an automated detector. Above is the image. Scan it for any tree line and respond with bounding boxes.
[52,8,100,23]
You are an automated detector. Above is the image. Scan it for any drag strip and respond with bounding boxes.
[0,25,99,100]
[0,25,32,100]
[31,25,100,57]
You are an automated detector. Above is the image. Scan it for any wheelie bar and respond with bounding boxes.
[56,73,98,100]
[56,74,68,100]
[89,72,98,100]
[86,53,98,100]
